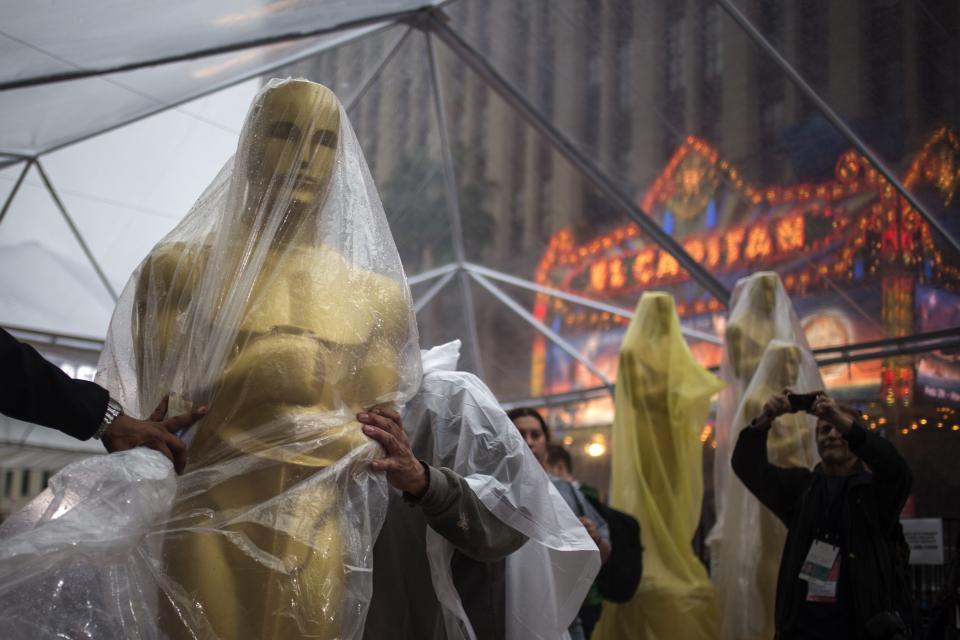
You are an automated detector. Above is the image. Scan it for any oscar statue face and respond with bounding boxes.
[726,273,781,380]
[245,81,341,215]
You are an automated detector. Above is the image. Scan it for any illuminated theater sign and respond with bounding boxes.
[533,130,960,414]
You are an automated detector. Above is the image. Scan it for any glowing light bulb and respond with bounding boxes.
[585,442,606,458]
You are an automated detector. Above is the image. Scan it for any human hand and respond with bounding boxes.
[580,516,612,564]
[101,395,206,474]
[359,406,428,499]
[580,516,602,546]
[753,390,792,430]
[810,393,855,434]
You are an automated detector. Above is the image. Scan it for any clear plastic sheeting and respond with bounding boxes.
[394,340,600,639]
[594,292,724,640]
[0,448,176,640]
[82,78,420,639]
[707,272,823,640]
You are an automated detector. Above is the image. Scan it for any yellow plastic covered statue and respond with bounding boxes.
[97,79,421,640]
[593,292,724,640]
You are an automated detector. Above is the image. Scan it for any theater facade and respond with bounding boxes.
[532,129,960,436]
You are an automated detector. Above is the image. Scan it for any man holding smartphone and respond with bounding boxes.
[731,389,912,639]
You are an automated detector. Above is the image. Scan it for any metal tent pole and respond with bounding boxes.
[0,7,451,92]
[414,269,457,313]
[35,161,118,301]
[0,159,32,227]
[428,11,732,306]
[811,328,960,366]
[462,262,724,345]
[713,0,960,258]
[346,27,415,112]
[469,270,613,389]
[426,30,486,379]
[407,262,460,286]
[0,156,29,171]
[501,384,613,411]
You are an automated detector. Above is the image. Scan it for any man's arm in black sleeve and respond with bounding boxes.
[0,328,108,440]
[410,464,528,562]
[731,425,812,526]
[843,419,912,529]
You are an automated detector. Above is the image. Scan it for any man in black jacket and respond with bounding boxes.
[1,328,204,473]
[732,390,912,640]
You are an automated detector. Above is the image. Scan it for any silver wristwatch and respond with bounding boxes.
[94,398,124,440]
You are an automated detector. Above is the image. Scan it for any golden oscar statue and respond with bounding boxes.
[128,79,418,639]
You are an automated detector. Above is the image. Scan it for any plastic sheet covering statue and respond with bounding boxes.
[0,78,422,639]
[592,292,724,640]
[375,340,600,640]
[0,449,174,639]
[707,273,822,640]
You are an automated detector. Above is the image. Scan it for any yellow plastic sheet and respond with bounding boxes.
[594,292,724,640]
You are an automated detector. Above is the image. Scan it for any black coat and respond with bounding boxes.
[0,328,108,440]
[732,420,912,639]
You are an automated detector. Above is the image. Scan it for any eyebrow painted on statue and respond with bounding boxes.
[313,129,337,149]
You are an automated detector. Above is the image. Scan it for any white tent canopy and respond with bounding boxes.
[0,0,441,155]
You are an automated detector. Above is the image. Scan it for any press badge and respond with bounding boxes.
[799,539,839,588]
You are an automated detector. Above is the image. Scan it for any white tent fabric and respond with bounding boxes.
[0,26,386,156]
[0,1,437,83]
[0,243,113,339]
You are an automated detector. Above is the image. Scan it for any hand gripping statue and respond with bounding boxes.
[707,273,822,640]
[96,79,422,639]
[593,292,724,640]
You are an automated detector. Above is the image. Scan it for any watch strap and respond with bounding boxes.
[93,398,124,440]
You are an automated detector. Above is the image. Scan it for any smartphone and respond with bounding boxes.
[787,391,820,413]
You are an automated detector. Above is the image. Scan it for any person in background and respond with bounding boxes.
[733,389,912,640]
[0,328,203,473]
[546,443,606,638]
[363,341,599,639]
[546,443,601,499]
[507,407,610,640]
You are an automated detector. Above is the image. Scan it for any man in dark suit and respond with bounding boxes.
[1,328,203,473]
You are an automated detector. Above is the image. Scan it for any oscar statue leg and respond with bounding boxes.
[159,451,345,639]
